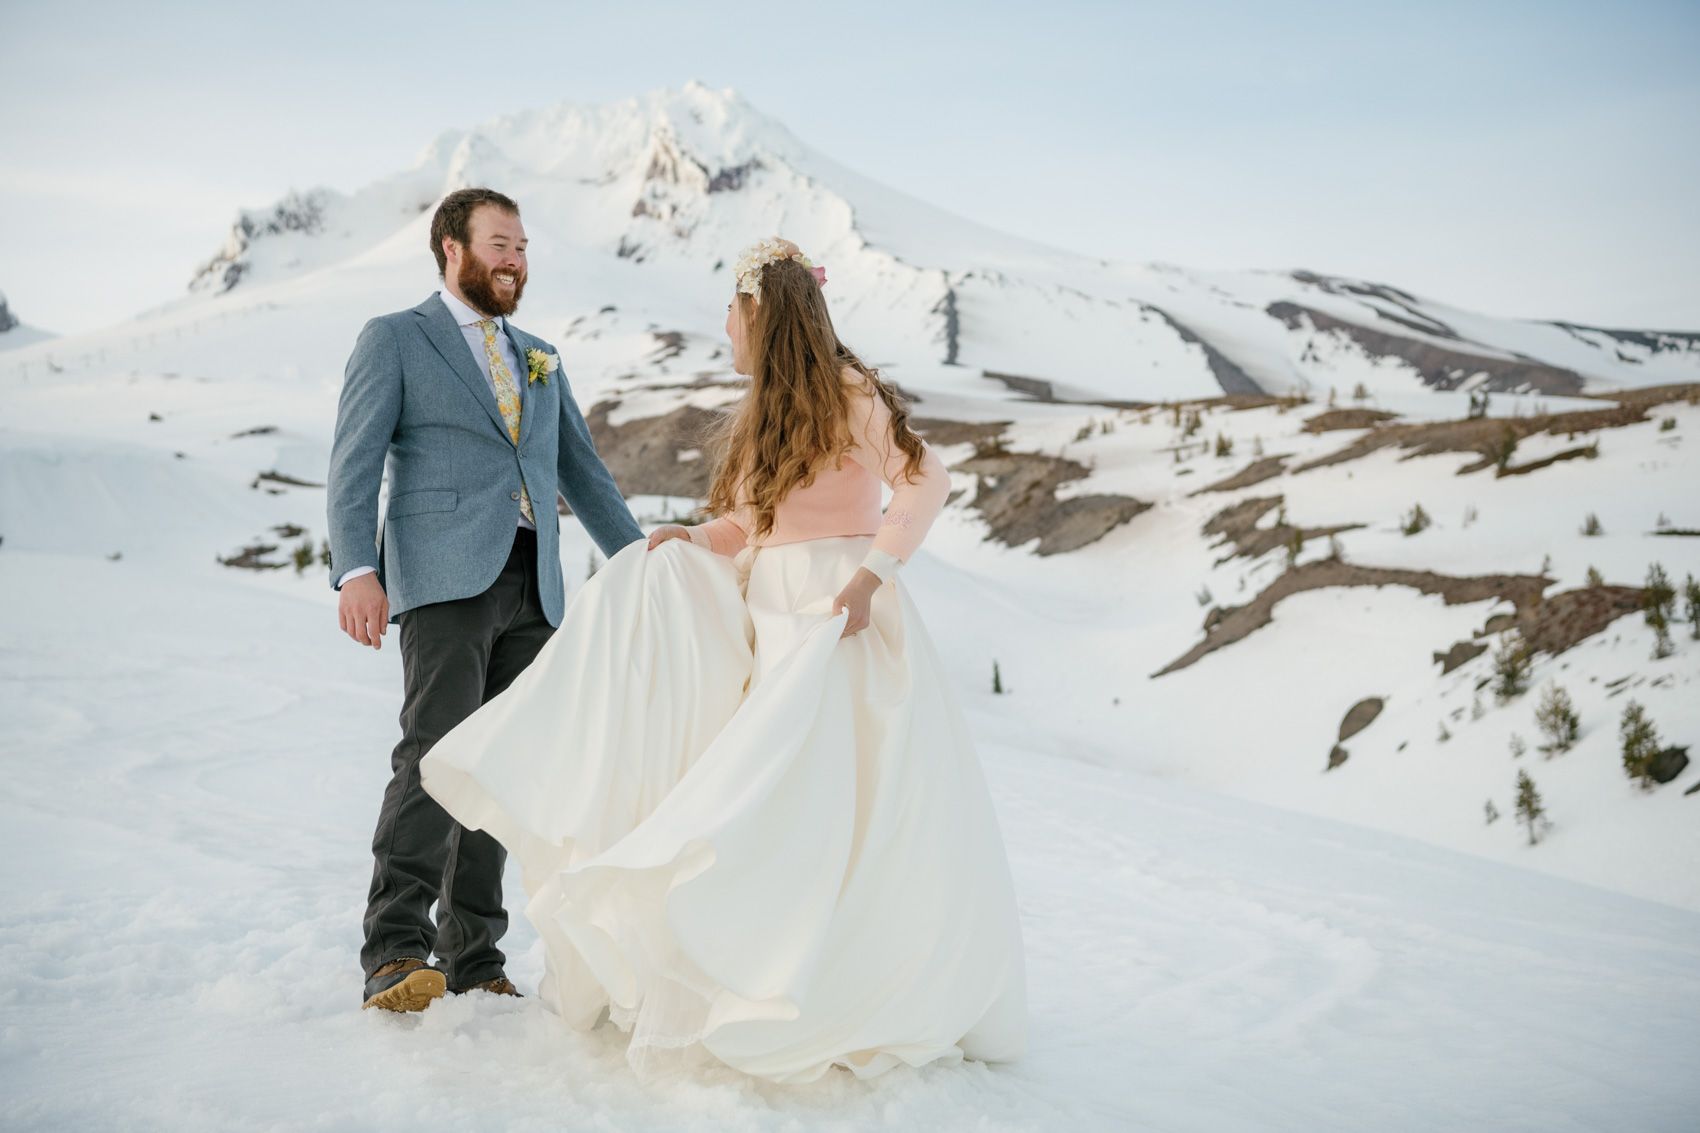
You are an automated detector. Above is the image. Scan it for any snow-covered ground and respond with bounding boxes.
[3,84,1697,1130]
[3,539,1696,1131]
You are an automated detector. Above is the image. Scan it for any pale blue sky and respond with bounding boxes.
[2,0,1696,334]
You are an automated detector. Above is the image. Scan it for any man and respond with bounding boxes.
[326,187,643,1013]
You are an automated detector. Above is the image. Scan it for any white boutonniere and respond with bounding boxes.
[525,347,559,386]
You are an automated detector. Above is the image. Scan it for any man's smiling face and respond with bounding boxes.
[448,204,528,317]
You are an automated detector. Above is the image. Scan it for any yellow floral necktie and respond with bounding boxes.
[477,318,535,524]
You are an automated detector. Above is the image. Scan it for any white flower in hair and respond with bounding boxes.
[732,237,826,303]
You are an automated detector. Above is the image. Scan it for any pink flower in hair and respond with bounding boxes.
[810,264,827,286]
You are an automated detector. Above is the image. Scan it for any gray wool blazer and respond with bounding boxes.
[326,291,644,627]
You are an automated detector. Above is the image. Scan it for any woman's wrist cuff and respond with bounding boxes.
[860,549,905,583]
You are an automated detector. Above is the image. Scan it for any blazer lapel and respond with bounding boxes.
[412,293,510,442]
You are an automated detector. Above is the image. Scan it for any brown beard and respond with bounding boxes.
[455,248,526,317]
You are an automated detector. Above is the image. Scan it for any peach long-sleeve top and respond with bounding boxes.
[686,376,951,581]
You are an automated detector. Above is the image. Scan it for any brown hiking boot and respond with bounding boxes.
[361,957,447,1012]
[452,975,522,997]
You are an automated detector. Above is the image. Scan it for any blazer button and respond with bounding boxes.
[510,490,520,500]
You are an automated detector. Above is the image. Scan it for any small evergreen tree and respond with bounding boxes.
[1214,432,1234,457]
[1585,565,1604,588]
[1685,574,1700,640]
[1352,381,1369,401]
[1643,563,1676,623]
[1484,799,1500,824]
[992,660,1005,694]
[1491,630,1533,704]
[1580,513,1603,536]
[1619,700,1660,789]
[1508,732,1527,759]
[1493,425,1518,473]
[1648,603,1674,660]
[1514,770,1547,845]
[1286,528,1304,566]
[1534,682,1580,754]
[1401,502,1431,536]
[292,538,315,575]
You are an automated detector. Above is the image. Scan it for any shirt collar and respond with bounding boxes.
[438,288,502,331]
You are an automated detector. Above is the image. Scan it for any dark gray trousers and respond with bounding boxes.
[359,525,554,990]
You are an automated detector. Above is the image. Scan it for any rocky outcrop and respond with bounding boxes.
[1268,300,1587,394]
[1155,561,1552,677]
[1191,455,1290,494]
[1201,495,1364,565]
[1339,697,1386,742]
[584,401,724,500]
[954,445,1150,556]
[1292,384,1700,476]
[190,190,330,294]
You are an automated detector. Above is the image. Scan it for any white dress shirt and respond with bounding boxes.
[336,289,535,590]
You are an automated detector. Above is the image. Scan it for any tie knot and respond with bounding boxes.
[478,318,497,336]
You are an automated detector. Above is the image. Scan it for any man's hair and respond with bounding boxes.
[429,188,520,276]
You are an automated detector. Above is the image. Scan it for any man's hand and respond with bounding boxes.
[832,568,882,639]
[647,524,692,551]
[338,573,390,649]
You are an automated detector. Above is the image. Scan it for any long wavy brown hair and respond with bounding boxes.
[703,249,927,541]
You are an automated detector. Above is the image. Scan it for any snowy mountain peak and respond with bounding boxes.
[175,85,1699,400]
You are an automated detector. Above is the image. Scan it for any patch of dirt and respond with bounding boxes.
[1159,561,1647,678]
[1339,697,1386,741]
[252,469,323,489]
[1291,383,1700,477]
[1191,455,1290,494]
[585,401,724,499]
[1502,584,1645,658]
[909,417,1012,448]
[648,331,686,363]
[1155,560,1552,676]
[954,448,1151,555]
[1302,408,1401,433]
[1433,640,1488,674]
[1201,495,1365,564]
[1496,443,1598,477]
[218,543,287,570]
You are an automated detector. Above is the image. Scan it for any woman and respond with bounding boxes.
[419,237,1026,1083]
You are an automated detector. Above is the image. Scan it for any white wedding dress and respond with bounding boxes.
[418,532,1026,1083]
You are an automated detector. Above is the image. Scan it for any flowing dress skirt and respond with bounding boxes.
[418,533,1026,1083]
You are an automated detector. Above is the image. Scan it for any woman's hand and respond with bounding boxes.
[647,524,692,551]
[832,568,883,638]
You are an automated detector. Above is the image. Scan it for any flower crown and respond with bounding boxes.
[733,237,827,303]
